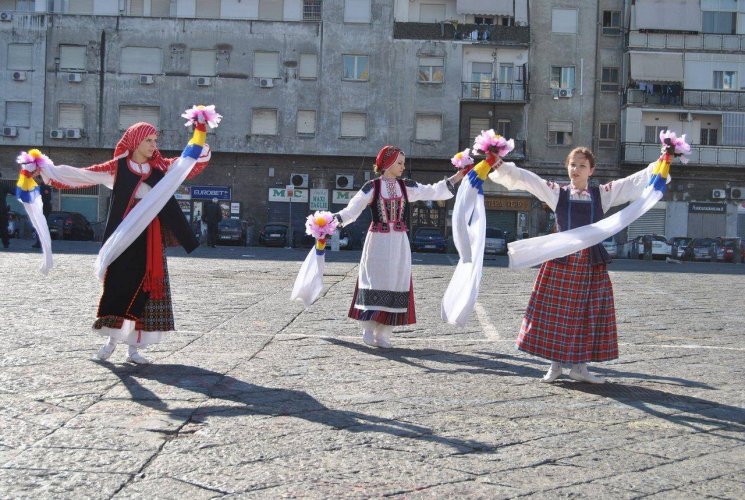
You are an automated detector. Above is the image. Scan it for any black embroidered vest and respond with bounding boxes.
[552,185,611,265]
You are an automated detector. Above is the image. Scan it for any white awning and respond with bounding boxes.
[633,0,702,32]
[630,52,683,82]
[456,0,513,16]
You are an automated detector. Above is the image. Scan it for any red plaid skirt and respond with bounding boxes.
[516,249,618,363]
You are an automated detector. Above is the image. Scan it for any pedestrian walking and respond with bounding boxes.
[0,171,13,249]
[203,197,222,248]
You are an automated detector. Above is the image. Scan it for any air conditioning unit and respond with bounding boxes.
[712,188,726,199]
[730,186,745,200]
[0,11,12,21]
[49,129,64,139]
[196,77,211,86]
[67,73,82,83]
[678,112,692,122]
[259,78,274,88]
[290,173,308,188]
[139,74,154,85]
[65,128,82,139]
[335,174,354,190]
[12,71,26,81]
[558,88,573,98]
[2,126,18,137]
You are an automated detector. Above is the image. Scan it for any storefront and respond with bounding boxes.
[687,202,727,238]
[267,185,310,245]
[483,196,531,238]
[627,201,667,240]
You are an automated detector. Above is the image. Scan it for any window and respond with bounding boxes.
[602,11,621,35]
[119,105,160,130]
[601,67,619,92]
[195,0,220,18]
[67,0,93,14]
[58,103,84,129]
[344,0,370,23]
[550,66,575,89]
[303,0,321,20]
[120,47,162,75]
[644,125,668,143]
[475,16,495,25]
[59,45,86,71]
[599,122,617,148]
[5,101,31,128]
[548,121,573,146]
[341,112,366,137]
[551,8,577,34]
[254,51,280,79]
[150,0,171,17]
[128,0,144,15]
[298,53,318,79]
[258,0,283,20]
[469,117,490,147]
[190,49,217,77]
[415,114,442,141]
[702,11,736,34]
[419,4,446,23]
[252,109,278,135]
[418,57,444,83]
[297,110,316,135]
[343,55,369,81]
[701,128,718,145]
[496,119,511,139]
[714,71,736,90]
[7,44,33,71]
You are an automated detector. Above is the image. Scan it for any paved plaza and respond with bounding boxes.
[0,240,744,498]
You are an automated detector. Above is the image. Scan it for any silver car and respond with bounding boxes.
[485,228,507,255]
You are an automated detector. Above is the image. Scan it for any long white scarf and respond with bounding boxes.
[291,245,326,308]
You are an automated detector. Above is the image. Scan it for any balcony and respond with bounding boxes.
[461,82,528,102]
[625,87,745,112]
[394,23,529,46]
[622,142,745,167]
[628,30,745,51]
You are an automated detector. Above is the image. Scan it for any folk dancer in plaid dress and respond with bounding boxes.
[488,147,660,383]
[41,121,211,364]
[334,146,465,348]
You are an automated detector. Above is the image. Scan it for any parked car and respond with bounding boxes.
[411,226,448,253]
[682,237,719,262]
[339,227,362,250]
[258,223,289,247]
[601,237,618,258]
[669,236,693,259]
[47,211,94,241]
[716,237,745,263]
[217,218,250,246]
[623,234,671,259]
[484,228,507,255]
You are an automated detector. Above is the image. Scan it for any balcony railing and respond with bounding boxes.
[623,142,745,167]
[461,82,528,102]
[628,30,745,51]
[394,23,530,46]
[625,88,745,111]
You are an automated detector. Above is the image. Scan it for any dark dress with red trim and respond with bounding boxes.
[516,185,619,363]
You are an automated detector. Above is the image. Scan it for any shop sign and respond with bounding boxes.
[484,196,531,211]
[175,185,191,200]
[333,190,356,205]
[191,185,231,200]
[689,202,726,214]
[268,187,308,203]
[309,189,329,211]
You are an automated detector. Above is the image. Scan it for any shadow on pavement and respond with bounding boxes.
[102,362,496,453]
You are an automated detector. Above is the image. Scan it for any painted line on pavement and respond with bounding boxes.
[474,302,500,340]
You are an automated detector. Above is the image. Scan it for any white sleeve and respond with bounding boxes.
[488,161,561,211]
[599,162,663,212]
[334,187,373,226]
[406,178,456,203]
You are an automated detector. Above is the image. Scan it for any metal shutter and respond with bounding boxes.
[58,103,84,128]
[485,210,517,235]
[67,0,93,14]
[121,47,162,75]
[150,0,171,16]
[7,44,33,71]
[419,4,446,22]
[5,101,31,127]
[196,0,220,18]
[59,45,86,71]
[722,112,745,146]
[297,110,316,134]
[190,49,216,76]
[258,0,283,20]
[344,0,370,22]
[627,208,666,240]
[254,51,279,78]
[341,112,366,137]
[737,214,745,238]
[119,105,160,130]
[252,109,278,135]
[298,53,317,79]
[469,117,490,146]
[416,115,442,141]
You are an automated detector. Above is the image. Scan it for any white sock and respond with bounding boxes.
[106,336,118,347]
[128,345,141,356]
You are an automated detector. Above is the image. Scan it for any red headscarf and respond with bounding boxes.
[113,122,168,171]
[375,145,402,171]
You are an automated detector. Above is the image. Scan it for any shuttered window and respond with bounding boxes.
[5,101,31,127]
[344,0,371,23]
[59,45,86,71]
[469,117,490,147]
[129,0,144,15]
[190,49,217,76]
[254,51,279,78]
[252,109,278,135]
[341,112,366,137]
[119,105,160,130]
[297,110,316,134]
[415,114,442,141]
[298,53,318,79]
[552,8,577,33]
[150,0,171,17]
[549,121,573,145]
[258,0,283,20]
[7,44,33,71]
[722,112,745,146]
[58,103,84,129]
[121,47,163,75]
[67,0,93,14]
[196,0,220,18]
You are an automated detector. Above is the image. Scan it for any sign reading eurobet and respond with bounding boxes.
[268,187,309,203]
[191,185,231,200]
[309,189,329,210]
[333,190,355,205]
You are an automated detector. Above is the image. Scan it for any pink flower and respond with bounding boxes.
[659,130,691,163]
[472,129,515,157]
[16,149,52,169]
[305,211,338,240]
[181,105,222,128]
[450,149,474,170]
